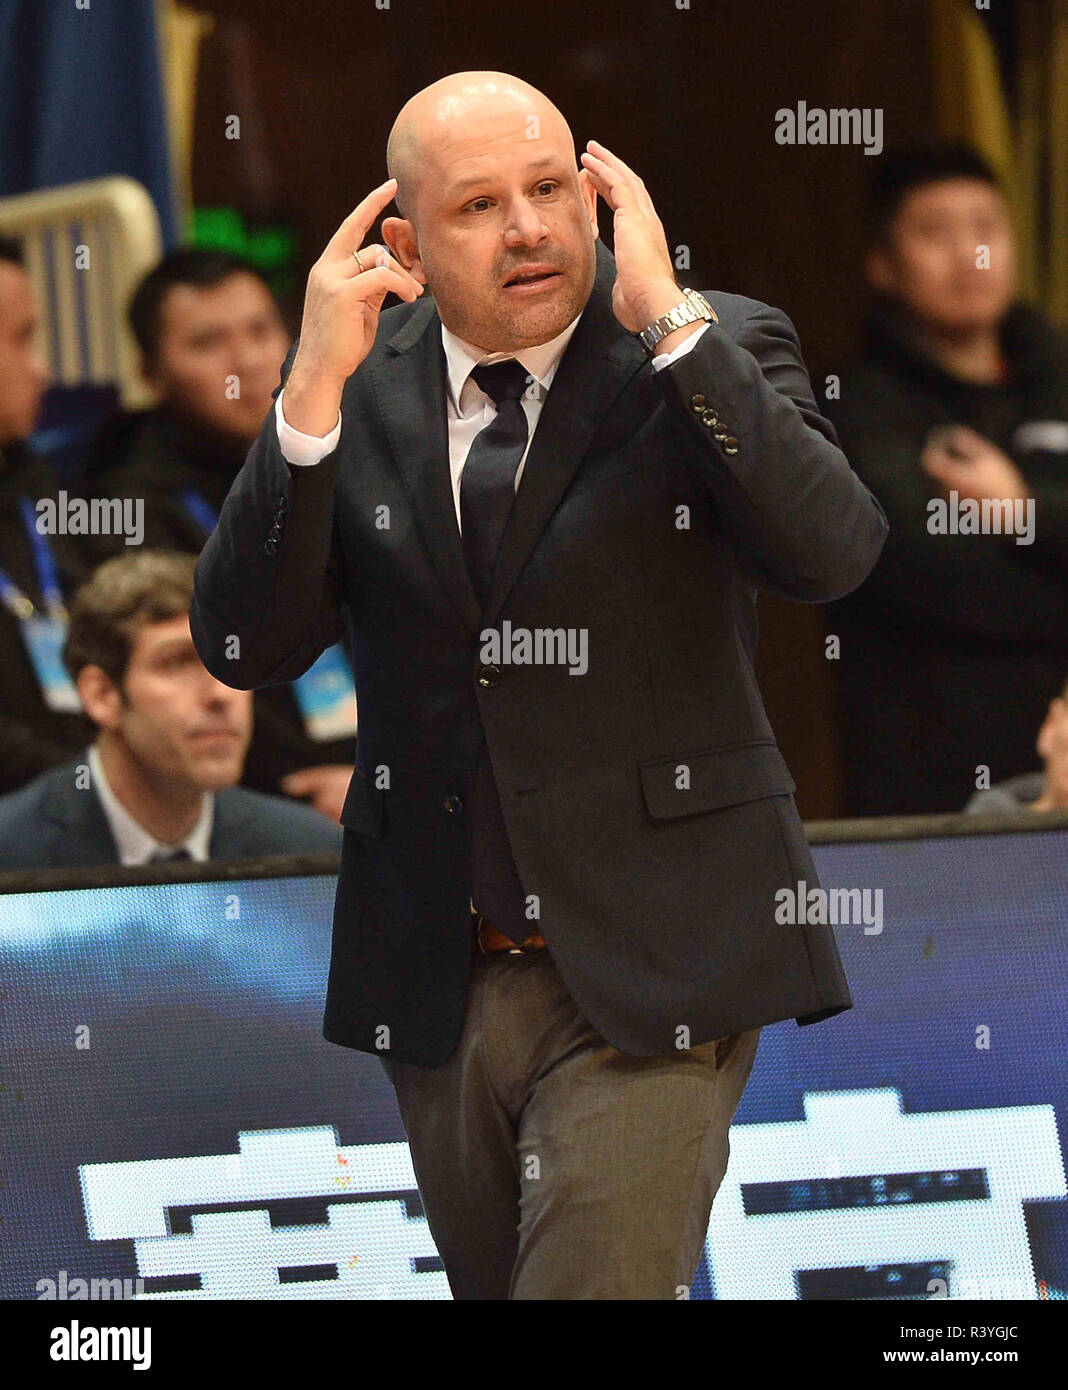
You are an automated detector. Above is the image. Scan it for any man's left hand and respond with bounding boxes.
[580,140,684,332]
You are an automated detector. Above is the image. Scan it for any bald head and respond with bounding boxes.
[386,71,574,226]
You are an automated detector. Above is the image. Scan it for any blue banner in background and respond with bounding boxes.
[0,0,177,246]
[1,829,1066,1300]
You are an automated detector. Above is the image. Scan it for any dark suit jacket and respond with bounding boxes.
[191,238,888,1067]
[0,752,341,869]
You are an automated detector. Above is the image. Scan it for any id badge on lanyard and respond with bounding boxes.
[21,613,81,712]
[0,497,81,713]
[181,487,358,742]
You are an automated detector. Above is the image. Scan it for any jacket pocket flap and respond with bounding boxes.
[640,740,796,818]
[340,772,385,836]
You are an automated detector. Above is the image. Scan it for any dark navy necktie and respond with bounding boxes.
[151,847,192,862]
[459,359,532,606]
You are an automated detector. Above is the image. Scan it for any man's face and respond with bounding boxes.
[98,615,252,789]
[0,261,48,446]
[868,179,1016,335]
[145,273,290,441]
[386,108,599,352]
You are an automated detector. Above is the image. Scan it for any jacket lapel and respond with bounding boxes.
[369,238,649,634]
[370,299,482,633]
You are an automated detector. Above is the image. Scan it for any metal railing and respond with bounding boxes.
[0,176,162,408]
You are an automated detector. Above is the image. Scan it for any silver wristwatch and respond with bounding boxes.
[638,288,718,354]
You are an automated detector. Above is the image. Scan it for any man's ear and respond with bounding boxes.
[381,217,428,286]
[76,664,123,731]
[865,245,896,296]
[577,168,599,236]
[137,355,163,399]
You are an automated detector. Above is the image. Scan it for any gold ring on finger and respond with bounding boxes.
[353,249,365,273]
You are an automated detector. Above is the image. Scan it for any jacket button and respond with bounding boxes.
[277,494,288,514]
[443,794,464,813]
[690,393,707,411]
[264,537,278,556]
[713,425,729,442]
[723,437,740,454]
[478,664,501,688]
[701,407,718,426]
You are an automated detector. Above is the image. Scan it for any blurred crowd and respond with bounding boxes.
[0,139,1066,870]
[0,237,345,866]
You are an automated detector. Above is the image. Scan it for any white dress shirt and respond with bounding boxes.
[88,742,214,865]
[275,313,710,529]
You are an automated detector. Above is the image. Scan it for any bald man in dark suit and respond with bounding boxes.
[192,71,887,1299]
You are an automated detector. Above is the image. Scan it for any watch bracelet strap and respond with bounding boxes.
[639,288,718,353]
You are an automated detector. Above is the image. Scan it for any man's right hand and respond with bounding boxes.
[283,177,424,436]
[921,424,1029,508]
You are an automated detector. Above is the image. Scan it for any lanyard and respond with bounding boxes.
[0,496,66,619]
[179,487,219,534]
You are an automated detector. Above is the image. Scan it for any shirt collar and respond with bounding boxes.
[88,742,214,865]
[441,313,583,417]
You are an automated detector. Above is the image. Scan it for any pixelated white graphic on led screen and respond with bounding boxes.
[2,830,1067,1300]
[80,1129,448,1300]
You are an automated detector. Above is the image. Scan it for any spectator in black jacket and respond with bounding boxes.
[0,234,98,794]
[84,250,356,820]
[826,144,1068,816]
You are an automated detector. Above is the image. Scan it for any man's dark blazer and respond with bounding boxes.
[191,237,888,1067]
[0,752,341,869]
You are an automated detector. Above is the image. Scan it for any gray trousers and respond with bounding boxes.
[380,945,761,1300]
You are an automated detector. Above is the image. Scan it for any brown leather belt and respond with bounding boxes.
[471,908,547,956]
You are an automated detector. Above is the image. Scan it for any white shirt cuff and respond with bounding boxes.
[651,320,710,372]
[275,390,342,466]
